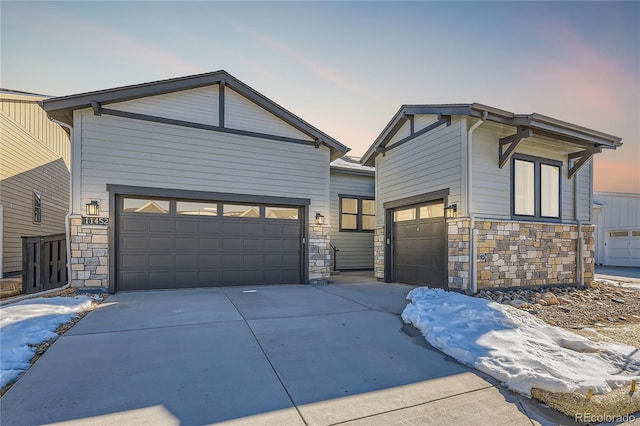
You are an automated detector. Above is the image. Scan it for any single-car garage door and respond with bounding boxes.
[116,196,303,291]
[392,200,446,288]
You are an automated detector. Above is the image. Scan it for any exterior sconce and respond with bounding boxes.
[315,213,325,226]
[86,200,100,216]
[445,203,457,219]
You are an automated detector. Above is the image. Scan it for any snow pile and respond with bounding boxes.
[1,296,95,388]
[402,287,640,397]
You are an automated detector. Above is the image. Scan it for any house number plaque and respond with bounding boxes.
[82,217,109,226]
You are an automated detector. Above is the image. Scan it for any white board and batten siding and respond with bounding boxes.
[593,192,640,267]
[376,117,464,226]
[73,85,329,222]
[329,170,375,270]
[470,121,592,223]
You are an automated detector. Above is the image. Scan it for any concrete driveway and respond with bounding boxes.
[1,282,559,425]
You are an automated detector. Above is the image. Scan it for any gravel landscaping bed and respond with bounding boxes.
[477,280,640,420]
[476,280,640,347]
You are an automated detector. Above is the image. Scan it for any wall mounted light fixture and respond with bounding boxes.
[445,203,457,219]
[86,200,100,216]
[315,212,325,226]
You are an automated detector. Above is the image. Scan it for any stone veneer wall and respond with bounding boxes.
[69,215,109,288]
[447,219,470,291]
[474,220,595,289]
[374,227,385,280]
[309,224,331,284]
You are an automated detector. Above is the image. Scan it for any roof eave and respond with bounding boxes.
[40,70,349,157]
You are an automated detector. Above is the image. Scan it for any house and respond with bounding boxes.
[329,156,375,271]
[40,71,349,292]
[593,192,640,267]
[0,89,70,278]
[361,104,622,292]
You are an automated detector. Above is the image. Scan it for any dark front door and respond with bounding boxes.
[116,196,302,291]
[392,200,446,288]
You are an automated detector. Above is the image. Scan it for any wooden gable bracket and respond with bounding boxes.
[499,126,533,168]
[568,147,601,179]
[91,100,102,116]
[437,114,452,127]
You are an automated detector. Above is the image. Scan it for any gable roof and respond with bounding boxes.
[40,70,349,159]
[361,103,623,166]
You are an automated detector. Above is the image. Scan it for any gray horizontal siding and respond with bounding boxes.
[225,88,312,141]
[329,171,375,270]
[471,122,592,223]
[78,112,329,222]
[376,117,463,226]
[109,86,219,127]
[1,114,69,273]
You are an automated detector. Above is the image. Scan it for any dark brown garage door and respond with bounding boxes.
[392,200,446,288]
[116,196,302,291]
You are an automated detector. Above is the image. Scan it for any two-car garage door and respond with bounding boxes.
[116,196,303,291]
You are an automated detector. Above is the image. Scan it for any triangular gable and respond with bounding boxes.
[40,71,349,160]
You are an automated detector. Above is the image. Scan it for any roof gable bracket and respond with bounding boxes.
[499,126,533,168]
[385,115,451,153]
[568,147,601,179]
[91,100,102,116]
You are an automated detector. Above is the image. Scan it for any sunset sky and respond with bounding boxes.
[2,1,638,192]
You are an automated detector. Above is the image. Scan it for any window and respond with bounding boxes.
[122,198,170,214]
[265,207,299,220]
[632,231,640,237]
[177,201,218,216]
[610,231,629,238]
[340,196,375,231]
[394,208,416,222]
[223,204,259,218]
[512,156,561,220]
[33,191,42,223]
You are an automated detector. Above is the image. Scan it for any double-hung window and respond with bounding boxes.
[512,155,561,221]
[340,196,375,231]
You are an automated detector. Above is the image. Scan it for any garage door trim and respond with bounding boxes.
[383,188,449,287]
[107,185,310,293]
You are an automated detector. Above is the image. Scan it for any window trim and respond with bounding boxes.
[511,154,562,222]
[339,194,375,232]
[33,191,42,224]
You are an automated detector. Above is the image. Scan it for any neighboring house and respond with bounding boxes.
[0,89,70,277]
[329,156,375,271]
[40,71,348,292]
[593,192,640,267]
[361,103,622,292]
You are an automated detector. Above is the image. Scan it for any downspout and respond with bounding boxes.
[467,115,485,294]
[574,169,584,287]
[49,117,73,291]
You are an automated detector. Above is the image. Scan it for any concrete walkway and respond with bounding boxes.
[1,282,566,425]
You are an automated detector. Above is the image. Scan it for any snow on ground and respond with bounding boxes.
[0,296,96,388]
[402,287,640,397]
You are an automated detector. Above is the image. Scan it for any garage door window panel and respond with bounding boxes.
[122,198,170,214]
[223,204,260,218]
[266,207,299,220]
[177,201,218,216]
